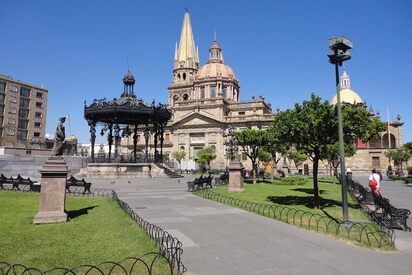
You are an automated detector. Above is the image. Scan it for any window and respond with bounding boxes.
[0,82,5,93]
[34,122,42,128]
[200,87,205,99]
[137,134,141,142]
[18,119,28,129]
[183,94,189,100]
[10,85,18,93]
[34,132,40,137]
[210,86,216,98]
[35,112,42,118]
[239,111,245,116]
[0,105,3,115]
[17,130,27,140]
[180,146,185,151]
[8,107,17,114]
[165,133,170,142]
[6,128,15,136]
[36,102,43,108]
[9,96,17,103]
[8,118,16,125]
[36,92,43,98]
[0,94,4,104]
[20,87,30,98]
[18,109,29,118]
[0,117,3,126]
[372,157,380,168]
[222,86,227,99]
[19,98,30,108]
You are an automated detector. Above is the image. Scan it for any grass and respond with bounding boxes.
[199,177,394,249]
[0,191,171,273]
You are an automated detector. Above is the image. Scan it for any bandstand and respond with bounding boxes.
[83,71,172,178]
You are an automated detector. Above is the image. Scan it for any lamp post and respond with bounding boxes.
[328,36,353,224]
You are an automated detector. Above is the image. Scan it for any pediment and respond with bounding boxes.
[173,112,222,128]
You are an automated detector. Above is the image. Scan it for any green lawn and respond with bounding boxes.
[0,191,170,273]
[215,178,366,221]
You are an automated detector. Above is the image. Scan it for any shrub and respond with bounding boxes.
[272,176,308,185]
[407,166,412,176]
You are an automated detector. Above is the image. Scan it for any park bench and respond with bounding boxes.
[215,172,229,186]
[0,174,14,189]
[371,193,411,231]
[13,175,38,191]
[66,176,92,194]
[187,174,213,192]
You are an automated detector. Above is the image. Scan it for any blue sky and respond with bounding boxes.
[1,0,411,143]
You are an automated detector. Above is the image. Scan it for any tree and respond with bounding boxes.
[387,146,410,174]
[403,142,412,154]
[172,150,186,172]
[196,146,216,171]
[321,142,357,179]
[271,93,385,208]
[235,129,267,184]
[263,128,289,179]
[287,148,307,171]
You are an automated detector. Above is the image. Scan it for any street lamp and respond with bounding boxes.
[328,36,353,224]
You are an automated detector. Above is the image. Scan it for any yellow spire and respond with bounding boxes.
[175,11,199,70]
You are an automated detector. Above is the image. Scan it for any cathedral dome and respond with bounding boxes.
[196,41,237,80]
[330,69,363,105]
[331,88,363,105]
[197,62,237,79]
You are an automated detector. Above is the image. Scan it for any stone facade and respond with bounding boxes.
[0,74,48,149]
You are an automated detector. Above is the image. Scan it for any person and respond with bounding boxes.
[387,165,394,180]
[369,168,381,196]
[51,117,66,156]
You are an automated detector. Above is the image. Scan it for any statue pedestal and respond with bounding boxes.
[228,161,245,193]
[33,157,69,224]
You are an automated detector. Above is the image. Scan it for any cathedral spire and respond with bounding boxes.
[340,69,351,89]
[175,11,199,70]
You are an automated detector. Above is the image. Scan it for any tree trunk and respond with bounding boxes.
[252,162,257,184]
[313,155,320,209]
[271,160,275,180]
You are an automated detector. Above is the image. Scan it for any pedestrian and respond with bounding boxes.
[369,168,381,196]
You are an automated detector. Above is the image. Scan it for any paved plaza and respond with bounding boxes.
[89,175,412,275]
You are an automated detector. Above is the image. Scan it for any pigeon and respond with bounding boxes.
[110,181,115,184]
[128,181,131,184]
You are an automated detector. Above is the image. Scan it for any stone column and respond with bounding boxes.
[33,157,69,224]
[228,160,244,192]
[89,122,96,163]
[114,124,120,160]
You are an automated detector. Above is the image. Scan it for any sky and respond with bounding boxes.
[1,0,411,144]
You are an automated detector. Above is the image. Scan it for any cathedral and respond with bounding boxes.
[123,11,404,175]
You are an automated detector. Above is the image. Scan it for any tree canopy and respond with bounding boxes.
[271,93,385,208]
[235,129,267,184]
[196,146,217,171]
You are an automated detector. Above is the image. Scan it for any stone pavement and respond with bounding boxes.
[90,176,412,275]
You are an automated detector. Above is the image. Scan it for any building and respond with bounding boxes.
[0,74,48,150]
[123,11,274,170]
[331,69,404,174]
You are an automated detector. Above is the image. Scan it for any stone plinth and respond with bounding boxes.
[228,160,244,192]
[33,157,69,224]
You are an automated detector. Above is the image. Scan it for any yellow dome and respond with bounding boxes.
[68,135,78,142]
[196,62,237,80]
[331,88,363,105]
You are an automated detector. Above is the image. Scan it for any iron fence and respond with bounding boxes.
[194,189,395,248]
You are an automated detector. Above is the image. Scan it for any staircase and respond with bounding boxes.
[158,163,183,178]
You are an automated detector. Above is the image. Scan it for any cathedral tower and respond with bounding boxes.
[168,11,199,106]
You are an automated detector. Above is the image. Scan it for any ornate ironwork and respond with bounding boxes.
[84,71,171,163]
[0,252,175,274]
[194,189,395,248]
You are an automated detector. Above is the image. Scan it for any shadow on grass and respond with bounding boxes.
[267,195,360,210]
[292,188,327,195]
[67,206,97,219]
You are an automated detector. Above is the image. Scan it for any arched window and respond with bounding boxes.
[173,95,179,104]
[183,94,189,100]
[177,73,181,80]
[382,133,396,148]
[210,145,216,151]
[183,73,186,80]
[180,146,185,151]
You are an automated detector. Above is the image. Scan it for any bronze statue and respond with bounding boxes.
[51,117,66,156]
